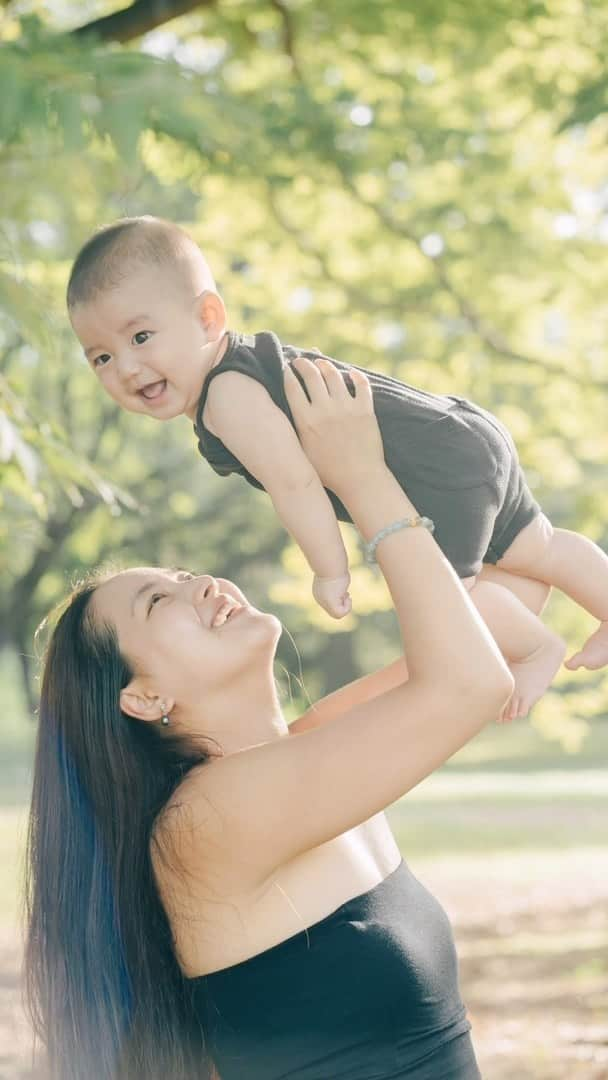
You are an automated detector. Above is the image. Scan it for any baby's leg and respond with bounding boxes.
[497,513,608,669]
[463,576,566,720]
[477,564,551,616]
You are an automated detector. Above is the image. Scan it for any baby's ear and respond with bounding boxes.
[195,289,227,340]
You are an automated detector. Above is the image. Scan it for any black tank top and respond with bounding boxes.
[187,860,480,1079]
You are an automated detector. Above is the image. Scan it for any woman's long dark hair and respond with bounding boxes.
[23,574,219,1079]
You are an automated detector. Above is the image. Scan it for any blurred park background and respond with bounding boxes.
[1,0,608,1076]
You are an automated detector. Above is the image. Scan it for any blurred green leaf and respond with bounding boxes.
[1,0,608,730]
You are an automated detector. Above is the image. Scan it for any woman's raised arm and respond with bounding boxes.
[285,356,511,703]
[180,358,513,887]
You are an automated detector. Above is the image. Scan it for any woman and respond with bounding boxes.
[24,357,513,1079]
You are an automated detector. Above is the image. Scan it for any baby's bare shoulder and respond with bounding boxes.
[206,368,276,414]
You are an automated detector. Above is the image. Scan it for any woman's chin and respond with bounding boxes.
[250,608,283,638]
[244,608,283,655]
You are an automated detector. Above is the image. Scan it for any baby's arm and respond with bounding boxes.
[205,371,351,616]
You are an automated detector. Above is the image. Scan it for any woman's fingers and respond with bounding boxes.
[312,358,371,409]
[314,357,348,398]
[348,367,373,411]
[283,360,312,425]
[287,354,371,404]
[284,355,383,489]
[290,355,330,404]
[284,354,374,430]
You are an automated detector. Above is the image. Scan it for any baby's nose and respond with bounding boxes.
[117,351,143,381]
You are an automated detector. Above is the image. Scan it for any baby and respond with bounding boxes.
[67,216,608,721]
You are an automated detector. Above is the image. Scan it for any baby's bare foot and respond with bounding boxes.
[565,620,608,671]
[500,633,566,721]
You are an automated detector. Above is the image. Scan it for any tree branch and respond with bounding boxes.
[338,172,608,391]
[268,0,302,79]
[73,0,216,44]
[266,189,434,321]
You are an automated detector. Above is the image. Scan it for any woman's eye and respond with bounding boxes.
[93,354,111,369]
[133,330,152,346]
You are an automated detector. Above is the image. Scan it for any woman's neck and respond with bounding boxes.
[177,671,287,756]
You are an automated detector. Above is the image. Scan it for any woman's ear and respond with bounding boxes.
[120,682,175,724]
[194,289,227,341]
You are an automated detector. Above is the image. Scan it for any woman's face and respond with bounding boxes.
[91,567,281,717]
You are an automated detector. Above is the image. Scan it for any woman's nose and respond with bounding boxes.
[192,575,217,603]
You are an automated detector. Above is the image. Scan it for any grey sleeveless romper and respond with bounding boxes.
[194,330,540,578]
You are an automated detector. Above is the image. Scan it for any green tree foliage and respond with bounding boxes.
[2,0,608,738]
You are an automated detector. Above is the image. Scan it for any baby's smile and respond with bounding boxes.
[138,378,168,402]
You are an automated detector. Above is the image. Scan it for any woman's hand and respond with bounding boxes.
[283,356,385,497]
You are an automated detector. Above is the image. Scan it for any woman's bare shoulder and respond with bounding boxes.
[150,762,250,894]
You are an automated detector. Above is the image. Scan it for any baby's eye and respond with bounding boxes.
[133,330,152,346]
[93,353,111,369]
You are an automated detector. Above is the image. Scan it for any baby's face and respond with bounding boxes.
[70,266,215,420]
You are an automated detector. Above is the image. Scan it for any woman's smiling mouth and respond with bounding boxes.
[211,600,245,628]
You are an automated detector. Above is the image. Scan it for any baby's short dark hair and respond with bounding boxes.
[66,215,215,309]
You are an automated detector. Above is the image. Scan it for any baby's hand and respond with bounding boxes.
[313,573,352,619]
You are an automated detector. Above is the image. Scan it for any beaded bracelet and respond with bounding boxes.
[363,515,435,565]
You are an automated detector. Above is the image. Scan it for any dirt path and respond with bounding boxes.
[2,850,607,1079]
[420,849,608,1079]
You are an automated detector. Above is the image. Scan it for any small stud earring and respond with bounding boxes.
[160,704,170,727]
